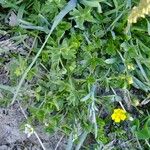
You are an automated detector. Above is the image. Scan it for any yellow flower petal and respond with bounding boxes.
[114,109,121,113]
[111,108,127,123]
[114,117,121,123]
[120,114,126,121]
[111,114,116,120]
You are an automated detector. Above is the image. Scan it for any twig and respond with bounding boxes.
[34,131,46,150]
[54,135,64,150]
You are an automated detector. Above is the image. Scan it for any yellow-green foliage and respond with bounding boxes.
[128,0,150,24]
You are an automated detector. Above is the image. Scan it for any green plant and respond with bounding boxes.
[0,0,150,149]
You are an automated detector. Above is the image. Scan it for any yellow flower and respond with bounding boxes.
[111,108,127,123]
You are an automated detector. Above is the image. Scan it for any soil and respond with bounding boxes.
[0,103,67,149]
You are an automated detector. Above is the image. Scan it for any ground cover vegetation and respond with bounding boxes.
[1,0,150,149]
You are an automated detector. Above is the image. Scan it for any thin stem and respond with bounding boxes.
[11,29,53,105]
[145,139,150,149]
[34,131,46,150]
[135,134,143,150]
[54,135,64,150]
[119,101,126,112]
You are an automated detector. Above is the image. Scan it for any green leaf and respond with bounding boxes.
[70,5,95,30]
[136,129,150,140]
[132,118,150,140]
[12,0,77,105]
[80,0,102,13]
[131,119,140,132]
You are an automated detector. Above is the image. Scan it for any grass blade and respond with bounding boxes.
[11,0,77,105]
[66,133,73,150]
[136,59,150,83]
[75,131,88,150]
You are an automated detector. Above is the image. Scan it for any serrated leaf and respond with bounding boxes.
[70,5,95,30]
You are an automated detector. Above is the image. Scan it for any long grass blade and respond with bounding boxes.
[11,0,77,105]
[66,133,73,150]
[75,131,88,150]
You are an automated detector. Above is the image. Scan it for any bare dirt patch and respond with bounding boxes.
[0,101,66,150]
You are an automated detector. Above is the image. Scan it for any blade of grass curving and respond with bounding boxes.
[104,4,124,16]
[133,76,150,92]
[39,14,50,26]
[17,4,25,21]
[81,93,91,102]
[145,139,150,149]
[135,59,150,83]
[19,24,49,33]
[66,133,73,150]
[75,131,88,150]
[107,11,124,31]
[11,0,77,105]
[113,0,118,14]
[146,19,150,35]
